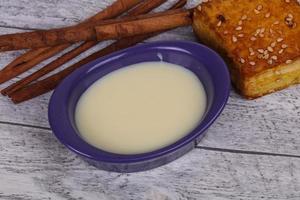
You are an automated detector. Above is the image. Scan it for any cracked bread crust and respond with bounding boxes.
[193,0,300,98]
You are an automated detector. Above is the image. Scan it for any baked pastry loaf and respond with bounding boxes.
[193,0,300,98]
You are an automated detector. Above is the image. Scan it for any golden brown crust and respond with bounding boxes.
[193,0,300,98]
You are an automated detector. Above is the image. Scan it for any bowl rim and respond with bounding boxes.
[48,40,230,164]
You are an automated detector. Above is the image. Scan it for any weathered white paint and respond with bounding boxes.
[0,0,299,199]
[0,123,300,200]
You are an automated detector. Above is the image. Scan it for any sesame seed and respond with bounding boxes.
[269,28,274,34]
[238,20,243,25]
[223,30,228,35]
[267,46,274,52]
[240,58,245,63]
[236,26,242,31]
[273,21,279,25]
[281,44,288,49]
[265,12,271,18]
[232,36,238,42]
[288,13,294,19]
[263,54,269,59]
[278,49,284,54]
[271,42,276,47]
[285,0,290,3]
[254,9,260,14]
[238,33,244,37]
[258,54,264,59]
[286,60,293,64]
[249,61,256,66]
[268,59,273,64]
[254,28,261,36]
[256,4,263,11]
[257,49,264,53]
[217,21,222,27]
[271,55,278,60]
[241,15,247,20]
[277,38,284,42]
[197,5,202,11]
[250,36,257,41]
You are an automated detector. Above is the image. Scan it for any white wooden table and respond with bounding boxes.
[0,1,300,199]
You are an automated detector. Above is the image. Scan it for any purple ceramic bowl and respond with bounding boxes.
[48,41,230,172]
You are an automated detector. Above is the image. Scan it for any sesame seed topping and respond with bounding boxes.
[249,61,256,66]
[217,21,222,27]
[254,9,260,14]
[197,5,202,11]
[257,49,264,53]
[263,54,269,59]
[232,35,238,42]
[274,21,280,25]
[240,58,245,63]
[236,26,242,31]
[265,12,271,18]
[288,13,294,19]
[258,54,264,59]
[271,55,278,60]
[267,46,274,52]
[281,44,288,49]
[238,33,244,37]
[254,28,261,36]
[269,28,274,34]
[256,4,263,11]
[238,20,243,26]
[278,49,284,54]
[286,60,293,64]
[277,38,284,42]
[250,36,257,41]
[223,30,228,35]
[268,59,273,65]
[271,42,276,48]
[241,15,247,20]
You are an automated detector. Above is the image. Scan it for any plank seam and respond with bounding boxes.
[0,120,50,131]
[196,146,300,159]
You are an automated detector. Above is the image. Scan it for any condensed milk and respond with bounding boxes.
[75,61,207,154]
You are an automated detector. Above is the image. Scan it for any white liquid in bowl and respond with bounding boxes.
[75,61,207,154]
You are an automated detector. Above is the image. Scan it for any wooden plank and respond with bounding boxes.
[0,123,300,200]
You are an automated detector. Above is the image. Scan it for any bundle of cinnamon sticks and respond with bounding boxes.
[0,0,192,104]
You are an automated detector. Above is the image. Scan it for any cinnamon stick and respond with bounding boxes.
[3,47,50,70]
[0,44,69,84]
[2,0,167,95]
[0,0,142,85]
[95,9,192,40]
[9,0,187,103]
[0,8,191,52]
